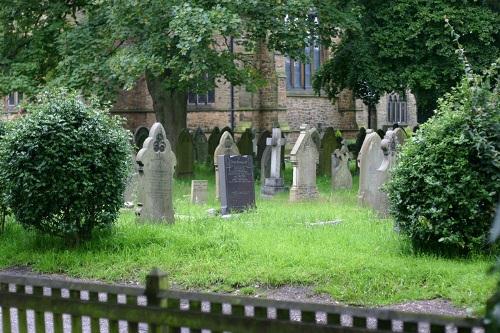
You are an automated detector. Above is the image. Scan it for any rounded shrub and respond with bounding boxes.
[0,90,131,241]
[387,63,499,255]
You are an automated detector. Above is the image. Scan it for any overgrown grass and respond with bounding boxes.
[0,164,495,313]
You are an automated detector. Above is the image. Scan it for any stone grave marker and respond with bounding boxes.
[331,140,352,190]
[123,152,139,205]
[252,128,258,156]
[175,128,194,178]
[134,126,149,150]
[319,127,340,177]
[191,180,208,204]
[214,131,240,199]
[393,127,407,148]
[237,128,254,157]
[262,127,286,196]
[260,145,272,180]
[136,122,176,223]
[207,127,221,165]
[290,124,320,201]
[218,155,255,215]
[193,127,208,163]
[357,130,384,209]
[220,126,234,139]
[256,130,271,167]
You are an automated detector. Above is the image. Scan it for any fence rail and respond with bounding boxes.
[0,269,486,333]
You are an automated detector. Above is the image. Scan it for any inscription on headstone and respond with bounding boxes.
[191,180,208,204]
[218,155,256,215]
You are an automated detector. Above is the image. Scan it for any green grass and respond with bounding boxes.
[0,164,495,314]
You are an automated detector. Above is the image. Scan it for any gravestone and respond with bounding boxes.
[260,146,272,180]
[134,126,149,150]
[220,126,234,139]
[123,152,139,204]
[193,127,208,164]
[256,130,272,166]
[218,155,255,215]
[331,141,352,190]
[357,130,384,209]
[318,127,340,177]
[175,129,194,178]
[393,127,407,147]
[262,127,286,196]
[207,127,221,165]
[290,124,320,201]
[191,180,208,204]
[252,128,258,156]
[214,131,240,199]
[136,122,176,223]
[237,128,254,157]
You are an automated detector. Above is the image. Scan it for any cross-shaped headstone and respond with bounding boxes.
[266,127,286,179]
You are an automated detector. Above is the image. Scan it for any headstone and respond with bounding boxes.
[331,140,352,190]
[134,126,149,150]
[318,127,340,176]
[393,127,407,147]
[175,129,194,178]
[207,127,221,165]
[260,146,272,180]
[237,128,254,157]
[191,180,208,204]
[357,130,384,209]
[214,131,240,199]
[251,128,258,156]
[220,126,234,139]
[218,155,255,215]
[193,127,208,163]
[262,127,286,196]
[256,130,271,166]
[136,122,176,223]
[289,124,320,201]
[123,152,139,204]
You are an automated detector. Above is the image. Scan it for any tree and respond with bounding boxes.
[0,0,346,149]
[313,0,499,122]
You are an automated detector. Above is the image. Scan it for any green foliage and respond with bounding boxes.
[314,0,499,121]
[0,89,131,241]
[387,61,500,254]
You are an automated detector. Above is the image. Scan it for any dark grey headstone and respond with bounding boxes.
[193,127,208,163]
[218,155,255,215]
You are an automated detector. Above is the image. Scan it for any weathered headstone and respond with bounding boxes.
[252,128,258,156]
[331,141,352,190]
[357,130,384,209]
[124,152,139,205]
[290,125,320,201]
[193,127,208,164]
[175,129,194,178]
[237,128,254,157]
[207,127,221,165]
[136,122,176,223]
[260,146,272,180]
[256,130,271,166]
[220,126,234,139]
[214,131,240,199]
[318,127,340,177]
[134,126,149,150]
[218,155,255,215]
[262,127,286,196]
[393,127,407,147]
[191,180,208,204]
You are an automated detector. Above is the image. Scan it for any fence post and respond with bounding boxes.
[145,268,170,333]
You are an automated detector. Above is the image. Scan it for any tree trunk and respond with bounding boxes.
[145,71,187,151]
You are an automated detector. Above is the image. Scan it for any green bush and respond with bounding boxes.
[387,62,499,254]
[0,90,131,241]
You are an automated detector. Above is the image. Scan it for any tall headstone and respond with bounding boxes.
[124,152,139,204]
[260,146,272,180]
[175,129,194,178]
[193,127,208,164]
[256,130,271,166]
[207,127,221,165]
[357,130,384,209]
[262,127,286,196]
[214,132,240,199]
[331,140,352,190]
[319,127,340,176]
[191,180,208,205]
[134,126,149,150]
[218,155,255,215]
[393,127,407,147]
[251,128,258,156]
[220,126,234,139]
[289,125,320,201]
[136,122,176,223]
[237,128,254,157]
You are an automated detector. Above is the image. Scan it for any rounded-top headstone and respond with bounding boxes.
[256,130,271,165]
[175,128,194,178]
[319,127,340,177]
[134,126,150,150]
[193,127,208,163]
[207,127,221,165]
[237,128,254,157]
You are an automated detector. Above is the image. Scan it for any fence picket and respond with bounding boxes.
[0,283,12,333]
[88,291,100,333]
[33,286,45,333]
[51,288,64,333]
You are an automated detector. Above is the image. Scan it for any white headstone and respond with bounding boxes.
[191,180,208,205]
[357,130,383,208]
[289,124,320,201]
[261,127,287,197]
[331,141,352,190]
[214,131,239,199]
[136,122,176,223]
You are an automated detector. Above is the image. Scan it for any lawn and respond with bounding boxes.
[0,165,495,314]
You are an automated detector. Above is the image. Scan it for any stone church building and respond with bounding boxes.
[2,45,418,144]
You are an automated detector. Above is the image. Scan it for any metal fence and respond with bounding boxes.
[0,269,485,333]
